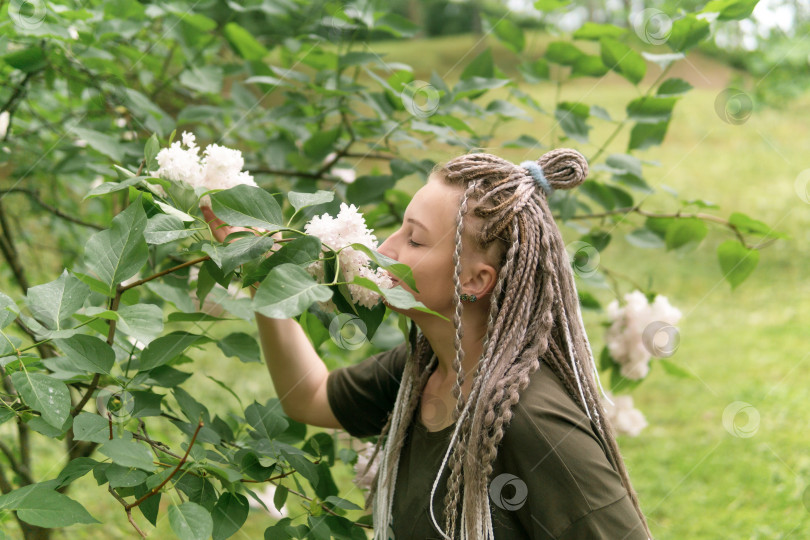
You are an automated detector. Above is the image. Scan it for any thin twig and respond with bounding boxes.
[0,188,104,230]
[119,255,210,292]
[125,419,203,510]
[108,485,147,538]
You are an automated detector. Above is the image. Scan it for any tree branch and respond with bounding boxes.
[108,485,147,538]
[0,188,104,230]
[125,419,203,510]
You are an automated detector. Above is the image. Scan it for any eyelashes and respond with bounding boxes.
[408,239,422,247]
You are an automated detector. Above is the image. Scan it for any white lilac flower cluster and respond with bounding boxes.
[604,290,683,380]
[154,131,256,206]
[352,441,381,491]
[602,391,648,437]
[304,203,393,310]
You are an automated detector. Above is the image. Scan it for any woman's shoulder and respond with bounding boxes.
[496,358,628,510]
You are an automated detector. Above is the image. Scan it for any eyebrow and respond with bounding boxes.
[406,217,428,230]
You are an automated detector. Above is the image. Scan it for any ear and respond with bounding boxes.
[461,259,498,299]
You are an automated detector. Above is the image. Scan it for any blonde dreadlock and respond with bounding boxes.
[360,148,652,540]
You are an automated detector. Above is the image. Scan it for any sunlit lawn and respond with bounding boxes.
[4,30,809,539]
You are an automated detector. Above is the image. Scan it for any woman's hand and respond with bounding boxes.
[201,205,254,243]
[201,205,282,298]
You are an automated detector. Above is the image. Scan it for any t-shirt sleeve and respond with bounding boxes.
[556,495,649,540]
[497,362,648,540]
[326,341,410,438]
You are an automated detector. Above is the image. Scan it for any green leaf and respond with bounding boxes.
[452,77,509,100]
[728,212,785,237]
[55,458,99,488]
[717,240,759,290]
[131,390,164,418]
[144,134,160,171]
[346,175,396,205]
[52,334,115,374]
[245,401,288,440]
[460,48,494,80]
[701,0,759,20]
[98,439,156,472]
[169,502,213,540]
[84,197,148,296]
[555,103,591,143]
[139,332,205,371]
[116,303,164,345]
[349,243,418,291]
[70,126,124,161]
[545,41,584,66]
[84,176,152,200]
[145,214,197,244]
[665,218,708,251]
[10,372,71,429]
[628,121,669,151]
[605,154,643,179]
[288,190,334,213]
[274,485,289,512]
[281,451,319,490]
[73,413,116,444]
[571,55,609,77]
[572,22,628,40]
[659,358,696,379]
[218,237,276,274]
[626,96,678,123]
[534,0,571,10]
[253,263,333,319]
[210,185,284,231]
[212,492,249,540]
[0,291,19,329]
[2,47,47,73]
[217,332,261,363]
[179,66,223,94]
[490,17,524,54]
[657,78,693,97]
[303,128,341,162]
[25,269,89,331]
[223,22,268,61]
[105,464,148,488]
[600,37,646,85]
[667,15,711,52]
[350,277,448,320]
[0,485,98,527]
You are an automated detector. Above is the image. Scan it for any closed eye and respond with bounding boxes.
[408,239,422,247]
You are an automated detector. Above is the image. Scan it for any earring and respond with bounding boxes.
[460,293,477,303]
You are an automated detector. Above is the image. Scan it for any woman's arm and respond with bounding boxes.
[201,206,342,429]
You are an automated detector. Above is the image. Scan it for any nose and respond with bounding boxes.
[377,232,397,260]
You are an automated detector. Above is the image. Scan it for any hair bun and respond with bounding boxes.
[535,148,589,191]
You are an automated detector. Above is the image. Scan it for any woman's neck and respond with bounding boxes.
[415,306,489,391]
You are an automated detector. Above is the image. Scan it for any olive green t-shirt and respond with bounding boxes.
[326,342,649,540]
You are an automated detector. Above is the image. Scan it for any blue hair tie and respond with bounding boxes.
[520,160,554,196]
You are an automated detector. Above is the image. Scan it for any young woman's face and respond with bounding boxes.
[377,174,493,318]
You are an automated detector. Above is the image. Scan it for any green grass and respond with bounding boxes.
[3,30,810,539]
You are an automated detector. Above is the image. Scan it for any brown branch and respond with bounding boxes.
[108,485,147,538]
[0,438,33,485]
[120,255,210,292]
[0,188,104,230]
[344,151,395,160]
[0,199,30,292]
[0,461,12,494]
[133,425,183,461]
[555,204,779,250]
[125,419,203,510]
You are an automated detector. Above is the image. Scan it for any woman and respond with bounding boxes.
[203,148,652,540]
